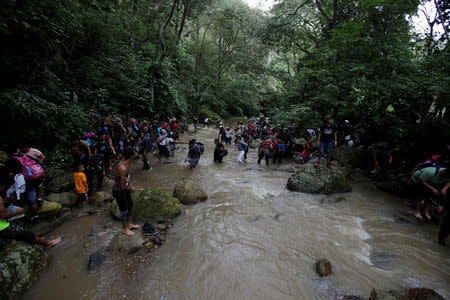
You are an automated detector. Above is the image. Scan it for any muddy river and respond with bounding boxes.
[22,125,450,300]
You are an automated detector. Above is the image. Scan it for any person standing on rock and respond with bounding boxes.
[315,117,337,169]
[112,148,139,236]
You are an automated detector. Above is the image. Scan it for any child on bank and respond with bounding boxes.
[74,164,89,208]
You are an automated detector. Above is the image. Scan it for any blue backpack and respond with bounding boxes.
[196,142,205,155]
[278,143,286,154]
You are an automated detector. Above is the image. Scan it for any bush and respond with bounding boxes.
[197,108,220,122]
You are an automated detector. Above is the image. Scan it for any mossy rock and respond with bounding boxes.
[108,231,145,253]
[89,191,113,206]
[0,150,8,163]
[0,241,49,300]
[111,189,181,221]
[287,160,352,194]
[46,192,78,208]
[173,180,208,204]
[38,201,62,220]
[249,138,261,149]
[46,172,74,194]
[331,144,354,166]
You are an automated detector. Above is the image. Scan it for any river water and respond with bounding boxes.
[23,125,450,300]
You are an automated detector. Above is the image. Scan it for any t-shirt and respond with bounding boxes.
[159,137,174,146]
[74,172,88,194]
[319,124,336,143]
[26,148,43,162]
[412,167,449,186]
[188,144,201,159]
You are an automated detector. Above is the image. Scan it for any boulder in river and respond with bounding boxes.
[315,258,332,277]
[0,241,49,300]
[111,189,181,221]
[287,161,352,194]
[37,201,62,220]
[173,180,208,204]
[404,288,444,300]
[369,289,404,300]
[46,192,78,208]
[89,191,114,206]
[249,138,261,149]
[46,171,74,194]
[108,231,145,253]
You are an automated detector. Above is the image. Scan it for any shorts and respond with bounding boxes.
[25,182,39,206]
[77,193,88,203]
[113,190,133,220]
[0,223,35,244]
[158,144,170,157]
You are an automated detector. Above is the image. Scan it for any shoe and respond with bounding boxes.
[142,223,159,236]
[314,161,320,167]
[327,163,332,169]
[369,169,377,175]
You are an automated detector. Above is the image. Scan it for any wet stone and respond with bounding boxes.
[369,289,404,300]
[404,288,444,300]
[315,259,332,277]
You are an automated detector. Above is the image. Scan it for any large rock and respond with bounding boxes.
[108,231,145,253]
[90,191,113,206]
[292,138,306,152]
[369,289,404,300]
[37,201,62,220]
[287,161,352,194]
[331,144,354,166]
[46,192,78,208]
[173,180,208,204]
[404,288,444,300]
[46,172,74,194]
[111,189,181,221]
[0,241,49,300]
[315,258,332,277]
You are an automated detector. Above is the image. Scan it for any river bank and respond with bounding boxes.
[2,125,448,300]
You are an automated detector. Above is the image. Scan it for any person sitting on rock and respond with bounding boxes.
[0,166,60,248]
[410,166,450,220]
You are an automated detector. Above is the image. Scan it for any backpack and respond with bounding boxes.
[196,142,205,155]
[13,155,45,181]
[278,143,286,154]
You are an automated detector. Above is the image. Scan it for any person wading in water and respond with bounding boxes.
[112,148,139,236]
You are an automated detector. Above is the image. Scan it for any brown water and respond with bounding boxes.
[22,126,450,300]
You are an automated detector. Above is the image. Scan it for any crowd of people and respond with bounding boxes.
[0,113,448,245]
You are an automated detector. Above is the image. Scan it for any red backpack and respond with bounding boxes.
[13,155,45,181]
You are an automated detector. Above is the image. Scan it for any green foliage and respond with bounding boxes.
[197,108,220,122]
[269,106,321,134]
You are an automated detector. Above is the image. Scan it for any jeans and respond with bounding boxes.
[317,142,333,161]
[238,151,245,163]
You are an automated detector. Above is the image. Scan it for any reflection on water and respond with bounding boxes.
[23,126,450,300]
